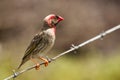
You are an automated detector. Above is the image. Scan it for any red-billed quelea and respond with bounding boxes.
[18,14,64,70]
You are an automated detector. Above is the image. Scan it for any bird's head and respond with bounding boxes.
[44,14,64,28]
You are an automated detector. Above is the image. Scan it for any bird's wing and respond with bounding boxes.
[18,32,48,69]
[23,32,45,58]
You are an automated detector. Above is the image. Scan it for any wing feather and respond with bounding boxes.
[23,32,44,59]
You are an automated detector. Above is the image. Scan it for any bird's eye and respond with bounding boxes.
[51,19,56,23]
[55,16,59,19]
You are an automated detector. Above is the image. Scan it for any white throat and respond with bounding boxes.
[44,28,56,36]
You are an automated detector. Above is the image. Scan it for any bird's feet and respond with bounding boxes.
[35,63,40,70]
[31,57,49,70]
[39,57,49,67]
[30,57,40,70]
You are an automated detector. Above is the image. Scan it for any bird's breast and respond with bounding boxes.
[44,28,56,40]
[43,28,56,49]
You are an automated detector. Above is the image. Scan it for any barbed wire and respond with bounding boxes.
[4,25,120,80]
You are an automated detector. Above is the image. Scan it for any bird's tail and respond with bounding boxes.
[17,60,26,70]
[17,57,29,70]
[17,54,31,70]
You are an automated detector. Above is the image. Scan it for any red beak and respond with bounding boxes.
[58,16,64,22]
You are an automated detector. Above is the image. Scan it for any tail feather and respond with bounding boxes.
[17,56,29,69]
[17,60,25,69]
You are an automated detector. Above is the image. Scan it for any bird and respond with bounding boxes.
[17,14,64,70]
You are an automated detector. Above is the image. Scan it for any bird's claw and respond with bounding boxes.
[44,59,49,67]
[46,56,53,62]
[39,57,49,67]
[35,63,40,70]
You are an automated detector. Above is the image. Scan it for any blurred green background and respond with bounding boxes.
[0,0,120,80]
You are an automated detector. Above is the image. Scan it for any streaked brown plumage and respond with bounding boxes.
[18,14,64,69]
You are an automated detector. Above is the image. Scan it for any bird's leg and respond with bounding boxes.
[39,57,49,67]
[30,57,40,70]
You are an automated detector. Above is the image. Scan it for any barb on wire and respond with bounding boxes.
[4,25,120,80]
